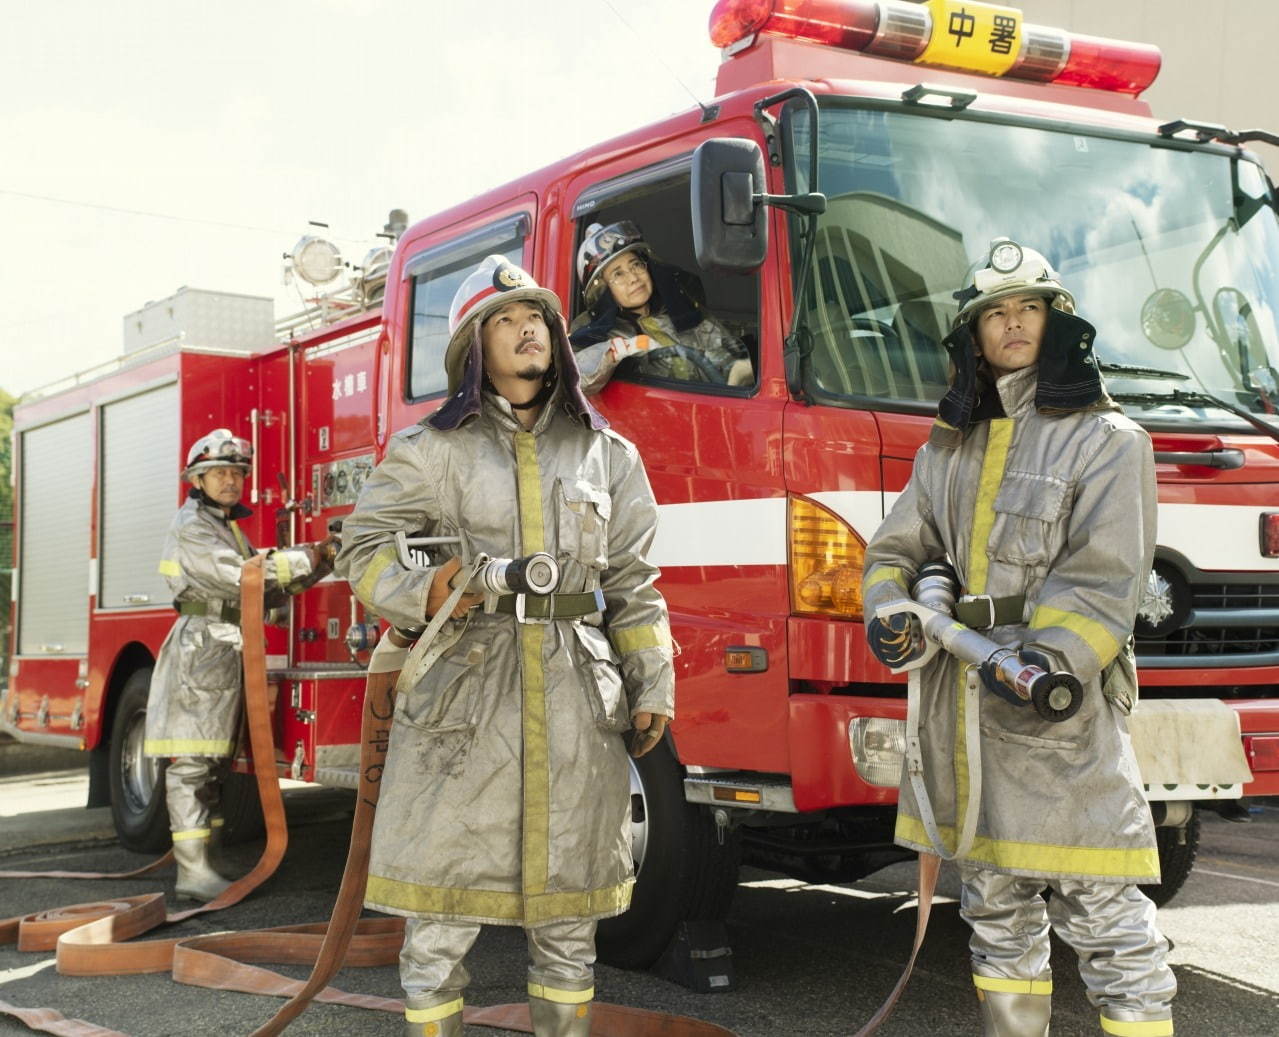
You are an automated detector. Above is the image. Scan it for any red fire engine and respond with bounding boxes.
[6,0,1279,971]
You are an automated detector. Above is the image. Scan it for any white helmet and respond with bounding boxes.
[183,428,252,479]
[444,255,561,395]
[576,220,651,307]
[953,238,1074,327]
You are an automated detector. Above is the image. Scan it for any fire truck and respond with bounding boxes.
[6,0,1279,972]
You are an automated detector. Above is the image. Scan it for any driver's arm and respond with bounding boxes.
[571,334,652,396]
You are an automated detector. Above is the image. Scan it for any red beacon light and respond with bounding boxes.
[708,0,1162,97]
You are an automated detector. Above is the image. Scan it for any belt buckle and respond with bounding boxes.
[959,593,996,630]
[514,593,553,625]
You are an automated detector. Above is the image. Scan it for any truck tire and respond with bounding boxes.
[108,668,171,853]
[596,744,741,969]
[218,769,265,845]
[1140,810,1200,908]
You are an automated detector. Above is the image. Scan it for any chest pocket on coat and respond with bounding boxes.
[397,631,492,732]
[556,479,611,571]
[989,473,1070,569]
[572,624,630,732]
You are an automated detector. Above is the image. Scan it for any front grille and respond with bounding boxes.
[1137,577,1279,665]
[1191,582,1279,610]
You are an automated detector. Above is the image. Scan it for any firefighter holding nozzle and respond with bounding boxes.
[144,429,336,900]
[335,256,674,1037]
[862,241,1176,1036]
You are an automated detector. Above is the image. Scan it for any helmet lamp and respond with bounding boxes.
[989,240,1024,274]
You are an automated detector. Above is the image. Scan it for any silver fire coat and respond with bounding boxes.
[336,392,674,927]
[863,365,1160,884]
[574,311,748,395]
[144,495,314,759]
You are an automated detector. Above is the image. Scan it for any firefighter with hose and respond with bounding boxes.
[862,240,1176,1036]
[144,429,336,900]
[335,255,674,1037]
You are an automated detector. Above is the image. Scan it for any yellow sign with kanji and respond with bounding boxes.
[917,0,1023,77]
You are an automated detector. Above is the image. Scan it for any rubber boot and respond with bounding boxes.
[973,974,1051,1037]
[403,995,464,1037]
[1100,1007,1173,1035]
[528,994,592,1037]
[173,836,233,901]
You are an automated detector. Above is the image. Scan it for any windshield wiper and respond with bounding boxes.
[1097,361,1189,381]
[1109,385,1279,445]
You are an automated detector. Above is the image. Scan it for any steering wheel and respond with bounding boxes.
[636,344,727,385]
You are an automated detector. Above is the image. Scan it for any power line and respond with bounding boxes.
[0,187,366,243]
[596,0,711,116]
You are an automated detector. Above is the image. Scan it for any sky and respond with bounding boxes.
[0,0,720,396]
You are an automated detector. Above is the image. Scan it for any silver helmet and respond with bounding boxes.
[953,238,1074,327]
[183,428,252,480]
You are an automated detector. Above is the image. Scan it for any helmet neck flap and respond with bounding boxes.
[933,307,1116,447]
[426,306,607,433]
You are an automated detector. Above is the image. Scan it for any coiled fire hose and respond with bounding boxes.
[0,555,736,1037]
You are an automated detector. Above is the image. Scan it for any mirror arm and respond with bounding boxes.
[755,192,828,216]
[754,87,824,400]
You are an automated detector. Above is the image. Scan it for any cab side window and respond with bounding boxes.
[406,216,527,401]
[571,173,759,395]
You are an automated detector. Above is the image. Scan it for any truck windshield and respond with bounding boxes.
[789,105,1279,430]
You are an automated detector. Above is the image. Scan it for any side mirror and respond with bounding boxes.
[691,138,768,274]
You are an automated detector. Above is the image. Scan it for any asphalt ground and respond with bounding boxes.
[0,746,1276,1036]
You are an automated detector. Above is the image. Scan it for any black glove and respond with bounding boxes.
[867,610,926,668]
[978,654,1030,708]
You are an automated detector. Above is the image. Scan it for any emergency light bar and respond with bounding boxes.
[709,0,1161,96]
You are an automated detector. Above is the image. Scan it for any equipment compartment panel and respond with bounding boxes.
[313,454,375,509]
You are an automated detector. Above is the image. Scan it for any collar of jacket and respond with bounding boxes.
[426,310,607,433]
[569,259,705,347]
[931,308,1115,448]
[188,486,252,522]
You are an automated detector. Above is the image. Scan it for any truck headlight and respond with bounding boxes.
[848,717,906,788]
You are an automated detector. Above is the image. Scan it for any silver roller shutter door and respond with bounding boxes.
[18,412,93,655]
[99,384,180,609]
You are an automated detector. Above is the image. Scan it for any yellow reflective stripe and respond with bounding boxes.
[863,565,908,592]
[158,559,181,577]
[514,433,546,554]
[143,738,235,756]
[966,418,1013,595]
[521,622,550,895]
[973,974,1052,996]
[1100,1016,1174,1036]
[210,817,224,828]
[514,431,550,898]
[171,828,212,842]
[228,520,253,560]
[355,544,397,603]
[610,621,672,655]
[952,665,972,856]
[895,813,1161,880]
[364,875,633,925]
[527,983,593,1005]
[637,315,678,347]
[1029,604,1121,669]
[404,998,464,1023]
[275,551,292,587]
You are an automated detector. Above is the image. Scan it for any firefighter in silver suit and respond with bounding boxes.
[336,255,674,1037]
[144,429,334,900]
[862,240,1176,1036]
[569,220,753,393]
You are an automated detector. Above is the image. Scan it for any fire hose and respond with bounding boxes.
[0,553,735,1037]
[849,563,1087,1035]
